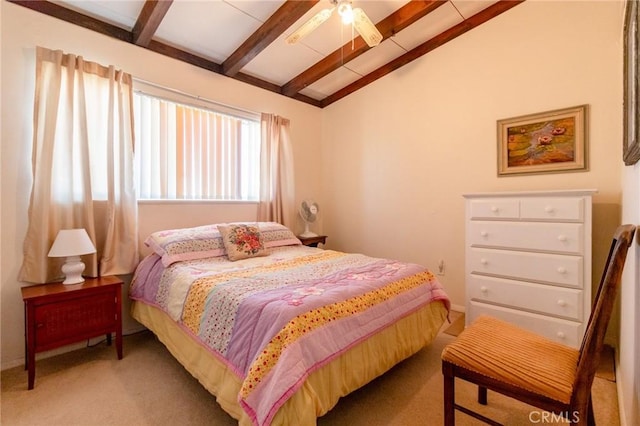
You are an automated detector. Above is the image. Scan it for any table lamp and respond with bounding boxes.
[48,229,96,284]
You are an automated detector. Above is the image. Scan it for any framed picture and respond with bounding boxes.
[623,0,640,166]
[497,105,588,176]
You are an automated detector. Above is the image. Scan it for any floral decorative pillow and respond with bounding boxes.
[217,223,268,261]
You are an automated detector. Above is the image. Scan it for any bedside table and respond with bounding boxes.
[298,235,327,247]
[21,275,123,390]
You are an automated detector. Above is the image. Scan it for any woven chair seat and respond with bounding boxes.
[442,315,579,404]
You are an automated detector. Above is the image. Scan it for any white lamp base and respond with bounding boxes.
[61,256,86,285]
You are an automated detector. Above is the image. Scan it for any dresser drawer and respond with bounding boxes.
[468,198,519,220]
[520,197,584,222]
[468,221,584,254]
[467,301,582,348]
[468,247,583,287]
[467,275,583,320]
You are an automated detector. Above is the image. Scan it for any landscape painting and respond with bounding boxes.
[497,105,587,176]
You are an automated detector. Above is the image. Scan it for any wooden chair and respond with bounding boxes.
[441,224,636,426]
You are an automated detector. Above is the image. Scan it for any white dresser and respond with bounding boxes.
[464,189,596,348]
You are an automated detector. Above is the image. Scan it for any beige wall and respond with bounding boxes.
[0,0,323,369]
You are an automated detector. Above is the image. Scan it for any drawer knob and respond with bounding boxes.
[480,231,488,237]
[480,258,488,265]
[557,267,567,274]
[491,206,499,213]
[480,286,488,293]
[557,234,567,242]
[557,299,567,307]
[557,331,566,339]
[545,205,555,213]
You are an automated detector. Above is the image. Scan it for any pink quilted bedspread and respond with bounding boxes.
[130,245,449,425]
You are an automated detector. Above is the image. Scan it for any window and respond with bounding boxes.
[133,91,260,201]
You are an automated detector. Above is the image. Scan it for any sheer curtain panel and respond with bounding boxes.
[19,47,138,283]
[257,113,295,229]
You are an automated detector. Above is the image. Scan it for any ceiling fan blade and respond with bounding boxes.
[352,8,383,47]
[286,7,335,45]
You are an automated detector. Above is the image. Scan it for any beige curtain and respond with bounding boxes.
[19,47,137,283]
[257,113,295,229]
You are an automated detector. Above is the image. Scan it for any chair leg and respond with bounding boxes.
[478,386,487,405]
[587,394,595,426]
[443,362,455,426]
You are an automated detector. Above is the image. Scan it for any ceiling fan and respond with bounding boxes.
[286,0,384,48]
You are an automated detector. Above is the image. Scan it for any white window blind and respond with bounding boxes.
[133,91,260,201]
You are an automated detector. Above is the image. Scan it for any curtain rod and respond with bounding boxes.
[132,77,259,118]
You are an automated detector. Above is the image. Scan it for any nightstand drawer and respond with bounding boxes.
[467,275,583,320]
[468,247,583,287]
[34,290,117,349]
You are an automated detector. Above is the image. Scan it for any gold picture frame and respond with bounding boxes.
[497,105,588,176]
[623,0,640,165]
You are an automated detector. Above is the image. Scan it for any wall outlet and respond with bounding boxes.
[437,259,445,276]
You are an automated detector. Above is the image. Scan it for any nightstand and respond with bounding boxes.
[21,275,123,390]
[298,235,327,247]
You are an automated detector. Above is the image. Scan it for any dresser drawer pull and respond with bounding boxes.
[480,286,488,293]
[557,234,567,242]
[557,266,567,274]
[545,205,555,213]
[490,206,499,213]
[557,299,567,307]
[480,231,488,237]
[557,331,566,339]
[480,258,488,265]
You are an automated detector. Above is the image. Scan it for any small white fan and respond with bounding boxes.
[299,200,320,238]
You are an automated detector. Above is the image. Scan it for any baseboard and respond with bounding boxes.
[450,303,465,313]
[1,324,147,371]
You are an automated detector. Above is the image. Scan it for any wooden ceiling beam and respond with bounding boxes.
[281,0,447,97]
[222,0,319,76]
[132,0,173,47]
[7,0,132,42]
[321,0,525,107]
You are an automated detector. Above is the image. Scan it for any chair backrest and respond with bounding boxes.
[572,224,636,406]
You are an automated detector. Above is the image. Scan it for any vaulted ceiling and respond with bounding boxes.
[9,0,524,108]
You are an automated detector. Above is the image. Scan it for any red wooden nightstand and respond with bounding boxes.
[21,276,123,389]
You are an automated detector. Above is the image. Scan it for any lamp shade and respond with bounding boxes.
[48,229,96,258]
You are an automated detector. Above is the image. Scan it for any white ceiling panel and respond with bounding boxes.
[344,38,406,76]
[391,2,464,52]
[241,38,324,86]
[301,66,362,99]
[225,0,286,22]
[450,0,500,19]
[56,0,144,30]
[154,1,263,63]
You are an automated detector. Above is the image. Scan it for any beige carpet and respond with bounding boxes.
[1,313,620,426]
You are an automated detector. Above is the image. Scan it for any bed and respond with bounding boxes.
[129,222,450,425]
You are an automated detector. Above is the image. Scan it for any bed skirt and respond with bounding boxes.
[131,299,448,425]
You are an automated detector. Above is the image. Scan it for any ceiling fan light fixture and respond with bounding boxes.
[337,1,353,24]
